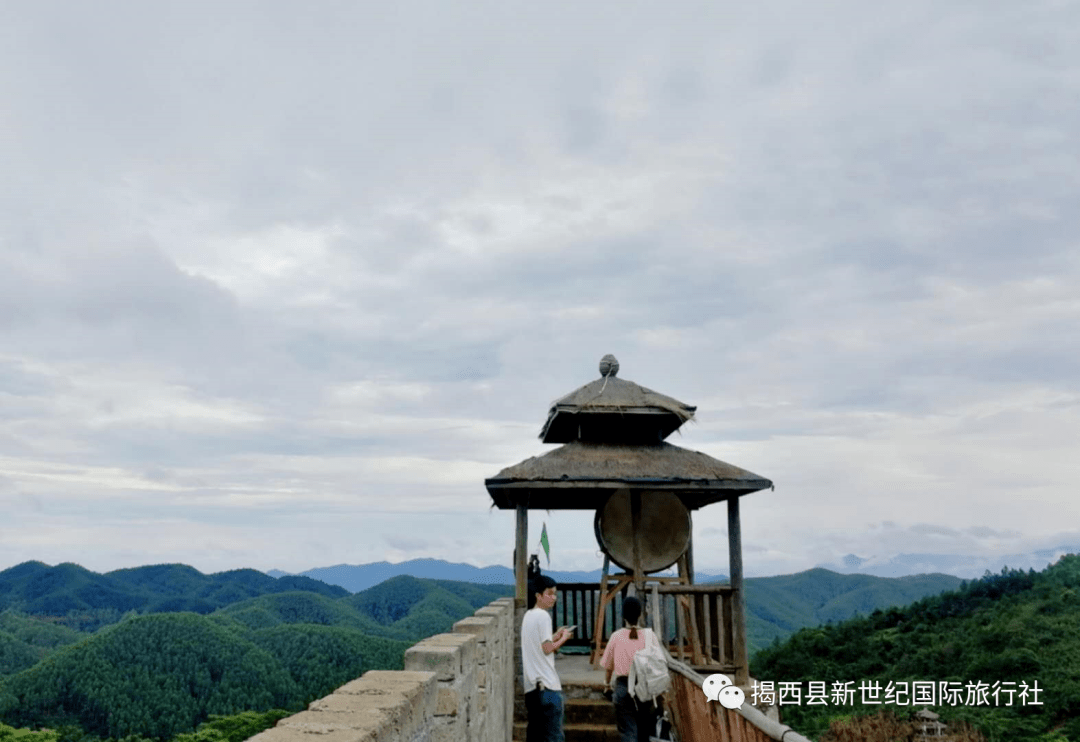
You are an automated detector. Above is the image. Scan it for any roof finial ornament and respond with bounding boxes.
[599,354,619,378]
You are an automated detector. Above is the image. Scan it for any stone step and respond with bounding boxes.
[513,721,620,742]
[566,698,617,726]
[513,696,615,725]
[513,697,619,741]
[514,688,620,741]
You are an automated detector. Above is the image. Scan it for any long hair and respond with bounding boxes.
[622,596,642,640]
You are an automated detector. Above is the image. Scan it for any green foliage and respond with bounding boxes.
[744,569,962,655]
[343,575,504,641]
[0,614,298,740]
[0,571,497,741]
[173,709,292,742]
[248,625,410,703]
[216,593,405,639]
[426,580,513,609]
[753,560,1080,741]
[0,722,58,742]
[0,563,349,632]
[0,632,42,676]
[0,612,85,650]
[387,590,473,640]
[0,563,143,627]
[0,612,88,677]
[344,575,433,624]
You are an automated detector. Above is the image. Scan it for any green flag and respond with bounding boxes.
[540,523,550,565]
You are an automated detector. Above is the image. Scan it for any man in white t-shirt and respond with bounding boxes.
[521,575,573,742]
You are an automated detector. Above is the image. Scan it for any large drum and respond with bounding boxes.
[594,489,691,573]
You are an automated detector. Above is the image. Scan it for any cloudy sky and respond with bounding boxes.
[2,1,1078,580]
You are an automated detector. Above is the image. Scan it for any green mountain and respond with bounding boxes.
[0,559,959,655]
[0,613,298,740]
[0,559,969,741]
[0,562,348,631]
[107,565,349,606]
[342,575,511,641]
[0,574,506,740]
[0,562,146,619]
[744,568,963,653]
[0,612,85,676]
[248,624,411,701]
[216,591,406,638]
[752,557,1080,741]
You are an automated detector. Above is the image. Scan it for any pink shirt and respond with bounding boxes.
[600,627,647,678]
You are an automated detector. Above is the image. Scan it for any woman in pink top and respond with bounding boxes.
[600,596,657,742]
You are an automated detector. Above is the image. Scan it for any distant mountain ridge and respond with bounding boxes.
[266,559,961,654]
[0,573,513,739]
[266,558,727,592]
[816,545,1080,578]
[752,557,1080,739]
[0,561,347,626]
[271,547,1072,589]
[1,557,963,658]
[744,568,963,650]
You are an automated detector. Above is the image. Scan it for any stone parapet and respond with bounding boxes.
[248,598,515,742]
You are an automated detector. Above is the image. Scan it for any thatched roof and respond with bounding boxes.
[540,355,696,443]
[485,441,772,510]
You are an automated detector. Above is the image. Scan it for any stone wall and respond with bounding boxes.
[248,597,515,742]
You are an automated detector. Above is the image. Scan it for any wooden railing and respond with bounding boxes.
[554,579,745,682]
[652,583,741,677]
[665,656,815,742]
[551,582,630,648]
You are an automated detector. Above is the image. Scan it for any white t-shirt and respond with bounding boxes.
[521,607,562,691]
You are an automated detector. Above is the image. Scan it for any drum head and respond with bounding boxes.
[595,489,691,573]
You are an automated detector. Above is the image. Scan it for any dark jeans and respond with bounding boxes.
[524,687,564,742]
[613,677,656,742]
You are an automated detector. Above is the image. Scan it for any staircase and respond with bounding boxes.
[513,694,620,741]
[513,654,621,741]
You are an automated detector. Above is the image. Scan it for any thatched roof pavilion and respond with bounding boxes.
[487,354,771,510]
[486,441,772,510]
[538,353,696,443]
[486,354,773,685]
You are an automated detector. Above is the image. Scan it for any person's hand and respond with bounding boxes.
[602,688,614,702]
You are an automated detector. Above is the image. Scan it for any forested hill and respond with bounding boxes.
[744,568,962,652]
[0,560,961,653]
[0,574,511,740]
[0,562,347,629]
[752,555,1080,741]
[0,559,970,741]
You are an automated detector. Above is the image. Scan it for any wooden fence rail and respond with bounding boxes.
[653,583,739,674]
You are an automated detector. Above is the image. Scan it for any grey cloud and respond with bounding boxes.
[3,1,1080,574]
[966,526,1022,540]
[385,535,433,552]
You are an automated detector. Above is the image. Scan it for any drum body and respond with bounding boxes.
[594,489,691,573]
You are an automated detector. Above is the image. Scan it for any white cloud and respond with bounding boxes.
[1,1,1079,577]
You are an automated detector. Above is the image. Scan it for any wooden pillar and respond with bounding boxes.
[685,510,695,584]
[515,504,528,608]
[728,495,748,686]
[630,489,644,590]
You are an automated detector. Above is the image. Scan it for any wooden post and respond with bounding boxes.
[649,583,663,642]
[728,495,748,686]
[516,504,528,609]
[591,554,611,666]
[685,511,695,584]
[630,489,644,590]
